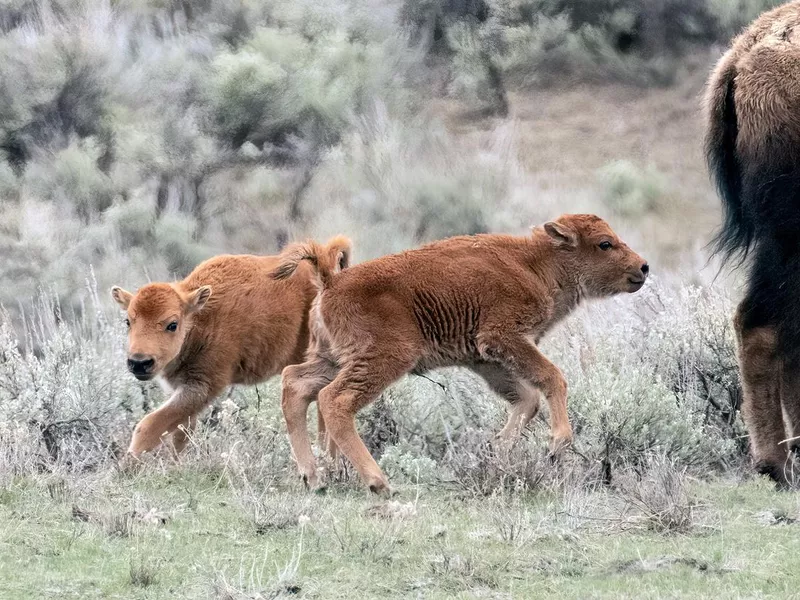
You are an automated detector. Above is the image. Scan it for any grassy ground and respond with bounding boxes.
[1,466,798,599]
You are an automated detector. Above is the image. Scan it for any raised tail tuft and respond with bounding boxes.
[272,235,352,289]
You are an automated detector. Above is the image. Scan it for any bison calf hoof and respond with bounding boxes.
[367,479,393,498]
[300,471,319,490]
[548,435,573,459]
[117,452,143,475]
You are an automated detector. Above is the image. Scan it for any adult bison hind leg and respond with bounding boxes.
[777,352,800,488]
[734,302,799,488]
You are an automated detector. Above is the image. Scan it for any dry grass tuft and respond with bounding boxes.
[616,454,699,534]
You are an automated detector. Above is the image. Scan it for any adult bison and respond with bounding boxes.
[112,236,351,458]
[273,214,648,495]
[705,1,800,486]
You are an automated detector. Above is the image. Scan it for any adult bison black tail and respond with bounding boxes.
[704,54,749,264]
[704,0,800,487]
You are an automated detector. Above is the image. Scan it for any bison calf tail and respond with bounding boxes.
[704,51,751,263]
[272,235,352,289]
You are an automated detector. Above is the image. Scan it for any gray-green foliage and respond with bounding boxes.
[0,0,418,319]
[404,0,786,97]
[598,160,666,217]
[0,0,782,320]
[549,281,742,471]
[0,287,145,476]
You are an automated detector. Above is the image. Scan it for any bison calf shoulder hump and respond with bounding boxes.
[274,214,648,494]
[111,236,351,457]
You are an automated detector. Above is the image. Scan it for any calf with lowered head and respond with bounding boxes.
[112,236,351,458]
[273,214,648,495]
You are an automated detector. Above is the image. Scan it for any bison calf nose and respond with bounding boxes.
[127,355,155,376]
[641,263,649,276]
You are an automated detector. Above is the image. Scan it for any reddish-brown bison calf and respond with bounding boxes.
[273,214,648,494]
[111,237,351,457]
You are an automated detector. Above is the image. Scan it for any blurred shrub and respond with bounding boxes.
[208,46,294,149]
[26,140,115,223]
[152,212,209,276]
[598,160,666,217]
[302,105,511,259]
[708,0,785,38]
[0,0,419,316]
[0,160,18,200]
[403,0,786,98]
[0,0,782,326]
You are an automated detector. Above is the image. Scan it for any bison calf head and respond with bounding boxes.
[542,214,648,297]
[110,283,212,381]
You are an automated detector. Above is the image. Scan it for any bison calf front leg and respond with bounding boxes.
[479,334,572,456]
[128,385,214,456]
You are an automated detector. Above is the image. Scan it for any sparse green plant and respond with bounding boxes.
[379,442,440,485]
[130,556,159,588]
[441,429,550,496]
[598,159,666,217]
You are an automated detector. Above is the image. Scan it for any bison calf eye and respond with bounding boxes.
[166,321,178,332]
[124,318,130,329]
[599,241,613,251]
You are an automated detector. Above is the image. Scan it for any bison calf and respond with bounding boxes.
[274,214,648,494]
[111,236,351,457]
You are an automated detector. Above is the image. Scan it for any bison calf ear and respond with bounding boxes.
[543,222,578,247]
[111,286,133,310]
[187,285,212,312]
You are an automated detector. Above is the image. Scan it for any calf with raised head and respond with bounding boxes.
[274,214,648,495]
[112,236,351,457]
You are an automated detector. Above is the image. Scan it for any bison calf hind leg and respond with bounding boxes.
[317,358,413,496]
[281,358,338,490]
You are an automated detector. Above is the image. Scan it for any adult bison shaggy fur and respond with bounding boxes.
[705,0,800,486]
[274,214,648,494]
[111,236,351,458]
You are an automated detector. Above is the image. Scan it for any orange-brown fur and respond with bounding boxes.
[704,1,800,485]
[274,215,648,494]
[112,236,351,457]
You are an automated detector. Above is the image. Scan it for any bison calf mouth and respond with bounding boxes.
[627,277,646,292]
[127,356,156,380]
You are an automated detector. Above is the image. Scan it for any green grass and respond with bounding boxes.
[1,468,798,599]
